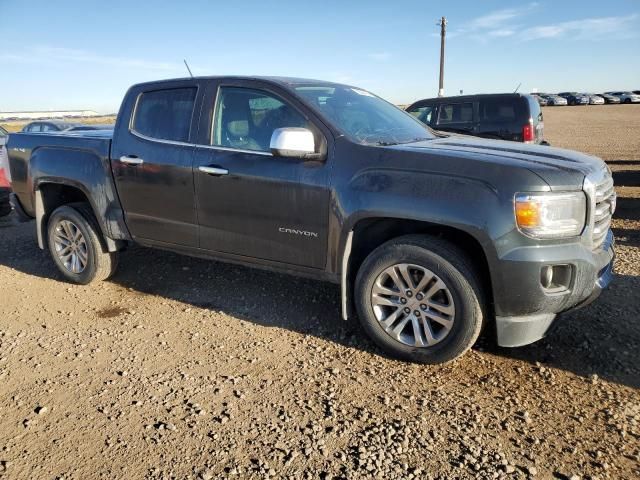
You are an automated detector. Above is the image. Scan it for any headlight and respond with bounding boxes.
[515,192,586,239]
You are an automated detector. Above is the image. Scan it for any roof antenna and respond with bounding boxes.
[183,59,194,78]
[513,82,522,93]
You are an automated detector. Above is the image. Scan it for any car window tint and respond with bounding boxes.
[133,87,196,142]
[407,105,434,124]
[437,103,473,125]
[480,98,526,123]
[212,87,309,152]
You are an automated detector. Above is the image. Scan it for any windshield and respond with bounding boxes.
[295,85,435,146]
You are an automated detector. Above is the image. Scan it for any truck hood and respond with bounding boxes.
[389,136,606,190]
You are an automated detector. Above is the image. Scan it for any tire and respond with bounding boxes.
[47,203,119,285]
[624,98,631,104]
[354,235,484,364]
[0,189,11,218]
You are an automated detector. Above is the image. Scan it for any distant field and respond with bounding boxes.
[0,115,116,133]
[542,104,640,161]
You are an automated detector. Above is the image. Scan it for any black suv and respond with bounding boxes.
[406,93,544,144]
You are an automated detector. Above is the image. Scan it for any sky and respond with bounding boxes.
[1,0,639,113]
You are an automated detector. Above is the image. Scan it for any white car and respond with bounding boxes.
[583,94,605,105]
[605,91,640,104]
[540,94,568,106]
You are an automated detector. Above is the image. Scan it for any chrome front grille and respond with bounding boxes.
[585,169,615,250]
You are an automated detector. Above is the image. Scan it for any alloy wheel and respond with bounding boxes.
[53,220,88,274]
[370,263,456,347]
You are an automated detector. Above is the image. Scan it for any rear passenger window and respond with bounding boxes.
[480,98,527,123]
[132,88,196,142]
[437,103,473,125]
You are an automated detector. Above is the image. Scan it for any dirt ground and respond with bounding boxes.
[0,106,639,480]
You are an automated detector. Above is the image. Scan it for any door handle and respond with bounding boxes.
[198,166,229,176]
[119,155,144,166]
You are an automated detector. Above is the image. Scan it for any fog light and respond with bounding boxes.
[541,266,554,289]
[540,264,572,293]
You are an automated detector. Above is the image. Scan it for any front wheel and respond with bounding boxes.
[47,204,119,285]
[354,235,484,364]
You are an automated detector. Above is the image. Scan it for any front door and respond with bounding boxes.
[111,85,199,247]
[192,83,331,269]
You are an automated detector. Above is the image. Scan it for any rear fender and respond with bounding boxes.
[30,146,130,250]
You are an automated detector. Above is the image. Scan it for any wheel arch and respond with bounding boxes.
[341,216,493,320]
[35,181,121,252]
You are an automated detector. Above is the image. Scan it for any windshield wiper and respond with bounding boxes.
[375,140,398,146]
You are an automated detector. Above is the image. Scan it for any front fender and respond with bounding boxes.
[334,168,517,320]
[343,167,509,259]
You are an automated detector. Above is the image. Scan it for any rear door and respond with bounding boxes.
[111,82,202,247]
[191,80,331,269]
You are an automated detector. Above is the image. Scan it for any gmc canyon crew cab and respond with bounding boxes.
[7,77,616,364]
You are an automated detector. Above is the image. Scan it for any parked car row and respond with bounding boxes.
[21,120,114,133]
[532,91,640,106]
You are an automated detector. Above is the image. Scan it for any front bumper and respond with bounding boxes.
[495,230,615,347]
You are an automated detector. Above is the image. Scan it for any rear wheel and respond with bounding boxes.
[47,204,118,284]
[624,98,631,104]
[354,235,484,364]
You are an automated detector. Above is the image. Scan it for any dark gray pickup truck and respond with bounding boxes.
[7,76,616,364]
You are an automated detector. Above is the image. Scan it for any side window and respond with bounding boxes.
[132,87,197,142]
[41,124,54,132]
[407,105,434,125]
[436,103,473,125]
[212,86,310,152]
[27,124,42,132]
[480,98,528,123]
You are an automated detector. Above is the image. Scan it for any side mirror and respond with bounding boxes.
[270,128,317,159]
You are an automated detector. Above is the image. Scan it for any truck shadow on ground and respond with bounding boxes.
[1,216,639,390]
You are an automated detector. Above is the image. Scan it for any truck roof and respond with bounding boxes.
[130,76,353,90]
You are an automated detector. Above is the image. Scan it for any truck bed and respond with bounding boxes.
[7,130,114,215]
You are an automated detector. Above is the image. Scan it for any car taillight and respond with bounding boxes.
[0,168,10,188]
[522,123,535,143]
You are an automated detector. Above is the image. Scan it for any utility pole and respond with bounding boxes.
[438,16,447,97]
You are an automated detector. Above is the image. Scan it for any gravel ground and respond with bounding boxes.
[0,106,639,479]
